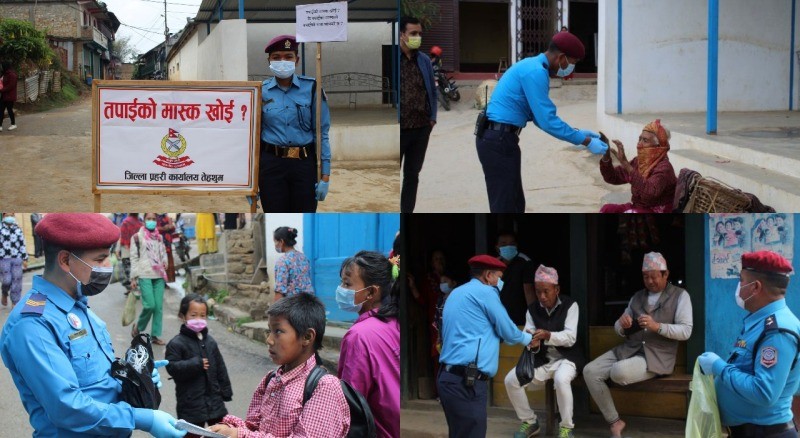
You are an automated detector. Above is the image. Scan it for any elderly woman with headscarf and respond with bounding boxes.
[599,119,677,213]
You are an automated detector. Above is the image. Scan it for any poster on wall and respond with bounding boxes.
[709,214,794,279]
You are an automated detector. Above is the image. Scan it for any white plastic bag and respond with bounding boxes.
[685,359,724,438]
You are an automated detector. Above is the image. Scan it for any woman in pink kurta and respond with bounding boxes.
[336,251,400,438]
[599,119,677,213]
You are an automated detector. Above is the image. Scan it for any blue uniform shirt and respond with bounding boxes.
[486,53,585,145]
[0,276,138,437]
[439,278,533,377]
[714,299,800,426]
[261,75,332,175]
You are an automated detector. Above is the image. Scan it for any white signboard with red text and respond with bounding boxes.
[92,81,261,194]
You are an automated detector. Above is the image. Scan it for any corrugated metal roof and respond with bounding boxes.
[194,0,397,23]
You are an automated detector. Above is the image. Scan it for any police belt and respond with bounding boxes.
[443,364,489,381]
[262,141,314,159]
[727,421,797,437]
[486,121,522,136]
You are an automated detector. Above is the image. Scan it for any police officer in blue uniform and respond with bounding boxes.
[0,213,186,438]
[699,251,800,438]
[475,31,609,213]
[260,35,331,212]
[438,255,537,438]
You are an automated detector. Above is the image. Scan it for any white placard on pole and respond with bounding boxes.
[296,1,348,43]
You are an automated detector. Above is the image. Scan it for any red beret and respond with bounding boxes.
[35,213,120,250]
[265,35,298,54]
[742,251,793,276]
[468,255,506,271]
[552,31,585,60]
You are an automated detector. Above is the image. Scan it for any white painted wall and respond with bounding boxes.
[196,19,249,80]
[247,22,394,107]
[598,0,799,115]
[168,28,200,81]
[263,214,305,295]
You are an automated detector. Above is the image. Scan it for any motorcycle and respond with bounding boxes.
[433,66,460,111]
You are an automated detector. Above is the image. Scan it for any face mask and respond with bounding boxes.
[406,36,422,50]
[336,285,370,313]
[186,318,207,333]
[2,216,15,225]
[274,244,283,253]
[498,245,518,261]
[68,253,114,297]
[440,282,452,293]
[145,220,157,231]
[269,60,296,79]
[735,281,757,309]
[556,57,575,78]
[497,277,505,292]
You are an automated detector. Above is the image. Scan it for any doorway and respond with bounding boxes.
[568,0,598,73]
[459,1,510,72]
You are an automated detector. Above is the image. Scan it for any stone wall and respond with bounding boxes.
[0,4,81,39]
[221,228,271,320]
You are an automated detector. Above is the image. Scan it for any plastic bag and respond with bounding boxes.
[515,347,536,386]
[110,253,125,284]
[121,290,137,327]
[685,360,724,438]
[111,333,161,409]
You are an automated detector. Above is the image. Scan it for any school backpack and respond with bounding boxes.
[265,361,377,438]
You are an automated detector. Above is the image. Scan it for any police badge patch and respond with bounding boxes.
[761,346,778,368]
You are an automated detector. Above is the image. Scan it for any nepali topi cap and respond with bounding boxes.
[642,252,668,271]
[535,264,559,285]
[35,213,120,249]
[742,251,793,276]
[265,35,298,53]
[552,31,585,60]
[468,255,507,271]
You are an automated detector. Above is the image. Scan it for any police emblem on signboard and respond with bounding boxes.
[154,128,194,168]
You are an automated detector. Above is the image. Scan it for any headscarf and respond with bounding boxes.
[637,119,671,179]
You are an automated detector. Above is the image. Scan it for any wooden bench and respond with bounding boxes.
[543,326,692,434]
[321,72,392,109]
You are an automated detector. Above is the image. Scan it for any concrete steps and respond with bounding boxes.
[670,148,800,210]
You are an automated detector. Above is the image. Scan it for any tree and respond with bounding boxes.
[0,18,54,71]
[401,0,440,30]
[110,35,138,63]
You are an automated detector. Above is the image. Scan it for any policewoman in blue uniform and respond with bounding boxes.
[0,213,186,438]
[699,251,800,438]
[260,35,331,212]
[438,255,537,438]
[475,31,609,213]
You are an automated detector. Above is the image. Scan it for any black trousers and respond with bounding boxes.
[0,101,15,125]
[728,422,799,438]
[437,369,488,438]
[400,125,432,213]
[476,129,524,213]
[259,150,318,213]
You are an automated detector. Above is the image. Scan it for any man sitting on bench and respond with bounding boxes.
[583,252,693,438]
[504,265,585,438]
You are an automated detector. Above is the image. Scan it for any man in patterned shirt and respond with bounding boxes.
[210,293,350,437]
[0,213,28,308]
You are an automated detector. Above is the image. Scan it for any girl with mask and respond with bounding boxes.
[272,226,314,302]
[166,294,232,436]
[337,250,400,438]
[131,213,169,345]
[0,213,28,308]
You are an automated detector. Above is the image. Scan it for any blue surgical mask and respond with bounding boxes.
[145,220,157,231]
[497,277,505,292]
[2,216,16,225]
[68,253,114,297]
[269,60,296,79]
[498,245,518,261]
[440,282,452,293]
[275,245,283,253]
[556,58,575,78]
[335,285,370,313]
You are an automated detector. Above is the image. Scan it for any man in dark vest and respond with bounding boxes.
[583,252,693,438]
[504,265,584,438]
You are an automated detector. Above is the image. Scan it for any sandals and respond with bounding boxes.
[131,325,140,338]
[152,337,166,346]
[1,295,7,306]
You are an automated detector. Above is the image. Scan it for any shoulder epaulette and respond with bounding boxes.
[21,292,47,316]
[765,313,779,331]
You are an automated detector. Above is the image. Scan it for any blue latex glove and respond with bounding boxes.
[149,410,186,438]
[315,180,329,201]
[698,352,722,375]
[151,359,168,389]
[578,129,600,139]
[587,137,609,155]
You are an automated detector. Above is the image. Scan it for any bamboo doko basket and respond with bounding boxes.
[683,177,751,213]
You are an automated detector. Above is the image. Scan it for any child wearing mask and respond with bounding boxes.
[130,212,169,344]
[166,294,232,437]
[210,293,350,438]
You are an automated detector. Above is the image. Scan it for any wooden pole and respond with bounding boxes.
[315,42,322,182]
[93,194,101,213]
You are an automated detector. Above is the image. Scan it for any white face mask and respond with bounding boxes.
[735,281,757,309]
[556,56,575,77]
[269,60,296,79]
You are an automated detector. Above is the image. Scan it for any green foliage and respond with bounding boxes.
[401,0,440,30]
[0,18,54,69]
[210,289,229,304]
[236,316,255,327]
